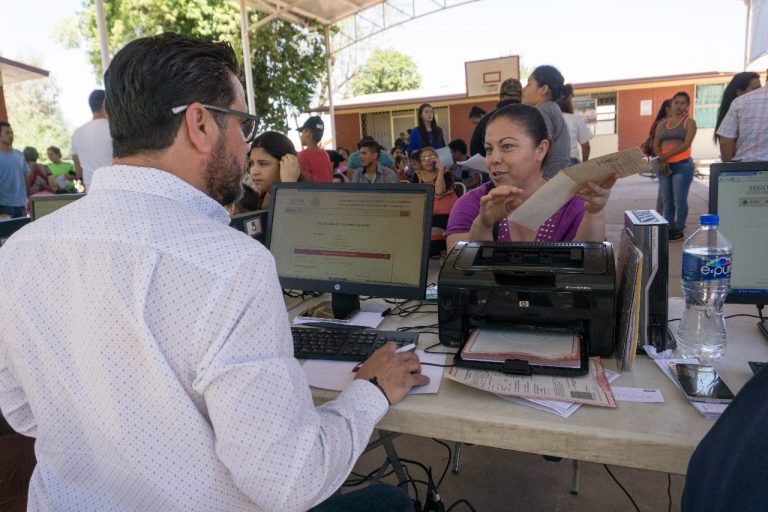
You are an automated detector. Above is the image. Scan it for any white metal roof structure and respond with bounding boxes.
[234,0,480,145]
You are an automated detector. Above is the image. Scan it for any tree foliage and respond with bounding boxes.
[347,49,421,98]
[5,78,72,159]
[57,0,327,131]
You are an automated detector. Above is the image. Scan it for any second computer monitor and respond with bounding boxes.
[266,183,434,319]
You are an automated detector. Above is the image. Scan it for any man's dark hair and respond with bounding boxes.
[448,138,467,155]
[359,139,380,157]
[0,121,10,131]
[104,32,239,158]
[88,90,106,113]
[356,135,376,150]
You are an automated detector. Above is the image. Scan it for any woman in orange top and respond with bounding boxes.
[416,147,458,256]
[652,91,697,240]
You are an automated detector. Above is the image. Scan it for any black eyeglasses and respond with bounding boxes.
[171,103,259,143]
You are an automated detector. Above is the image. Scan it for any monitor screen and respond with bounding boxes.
[708,162,768,306]
[266,183,434,318]
[29,193,86,221]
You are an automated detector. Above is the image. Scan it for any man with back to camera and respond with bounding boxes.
[0,121,28,218]
[71,89,113,190]
[716,82,768,162]
[0,33,426,512]
[469,77,522,157]
[297,116,333,183]
[351,139,399,184]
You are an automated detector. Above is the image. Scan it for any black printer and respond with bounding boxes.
[438,241,616,374]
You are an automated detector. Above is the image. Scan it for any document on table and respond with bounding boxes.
[615,232,643,370]
[498,370,621,418]
[302,350,445,395]
[508,147,650,230]
[611,387,664,403]
[460,327,581,367]
[446,357,616,407]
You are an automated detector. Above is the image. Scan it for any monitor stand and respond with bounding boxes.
[298,293,361,321]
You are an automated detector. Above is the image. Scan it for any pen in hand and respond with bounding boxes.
[352,343,418,373]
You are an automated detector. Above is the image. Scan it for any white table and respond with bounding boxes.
[291,295,767,475]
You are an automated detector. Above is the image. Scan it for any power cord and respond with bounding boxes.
[604,464,641,512]
[667,472,672,512]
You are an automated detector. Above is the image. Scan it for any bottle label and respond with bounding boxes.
[682,252,732,282]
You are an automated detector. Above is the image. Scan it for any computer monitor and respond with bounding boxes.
[709,162,768,339]
[266,183,434,319]
[0,217,31,247]
[29,193,86,220]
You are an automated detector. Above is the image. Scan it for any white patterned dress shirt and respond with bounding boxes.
[0,165,388,512]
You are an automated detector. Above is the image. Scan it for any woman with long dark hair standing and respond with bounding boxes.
[714,72,761,144]
[521,65,571,178]
[653,92,697,240]
[406,103,446,156]
[644,99,672,213]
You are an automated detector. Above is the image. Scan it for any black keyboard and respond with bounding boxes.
[291,326,418,361]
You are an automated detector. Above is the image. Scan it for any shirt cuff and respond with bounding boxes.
[335,379,390,421]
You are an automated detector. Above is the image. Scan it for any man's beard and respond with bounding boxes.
[206,134,247,206]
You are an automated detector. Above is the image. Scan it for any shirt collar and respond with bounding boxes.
[89,165,231,225]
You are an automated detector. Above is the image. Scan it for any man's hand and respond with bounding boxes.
[355,342,429,405]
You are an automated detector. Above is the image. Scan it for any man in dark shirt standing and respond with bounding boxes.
[469,77,522,157]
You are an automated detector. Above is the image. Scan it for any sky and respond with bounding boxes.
[0,0,752,131]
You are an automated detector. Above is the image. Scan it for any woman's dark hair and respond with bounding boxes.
[469,106,486,119]
[487,103,550,148]
[416,103,443,149]
[555,84,575,114]
[655,99,673,122]
[715,72,761,142]
[530,65,565,102]
[326,149,343,170]
[672,91,691,104]
[105,32,240,158]
[336,146,350,160]
[251,131,297,160]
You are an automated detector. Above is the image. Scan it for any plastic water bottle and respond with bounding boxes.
[676,214,732,363]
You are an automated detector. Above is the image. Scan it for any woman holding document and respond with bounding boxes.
[445,104,617,252]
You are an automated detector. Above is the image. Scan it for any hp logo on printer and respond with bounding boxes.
[334,284,341,291]
[519,300,530,308]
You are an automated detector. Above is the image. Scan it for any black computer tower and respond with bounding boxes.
[623,210,672,352]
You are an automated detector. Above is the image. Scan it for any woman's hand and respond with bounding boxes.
[658,163,671,175]
[279,154,301,183]
[576,173,618,215]
[477,185,524,227]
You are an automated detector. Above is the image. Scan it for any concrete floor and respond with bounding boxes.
[347,172,711,511]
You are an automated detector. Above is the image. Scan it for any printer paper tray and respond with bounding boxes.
[453,324,589,377]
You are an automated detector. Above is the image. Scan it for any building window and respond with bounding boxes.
[593,92,617,135]
[694,83,725,129]
[360,106,452,153]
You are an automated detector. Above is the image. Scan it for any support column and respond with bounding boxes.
[324,25,336,148]
[240,0,256,115]
[95,0,111,76]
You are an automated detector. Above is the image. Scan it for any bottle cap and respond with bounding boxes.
[700,214,719,226]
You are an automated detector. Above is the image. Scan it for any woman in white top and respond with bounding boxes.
[556,84,594,166]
